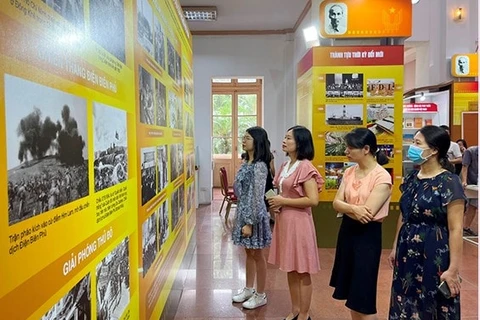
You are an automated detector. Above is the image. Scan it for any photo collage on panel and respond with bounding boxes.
[323,73,364,191]
[135,0,187,278]
[323,71,396,192]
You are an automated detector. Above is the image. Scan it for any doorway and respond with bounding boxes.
[462,111,478,146]
[211,78,263,188]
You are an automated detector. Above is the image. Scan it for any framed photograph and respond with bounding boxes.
[93,103,128,192]
[90,0,126,63]
[5,74,89,225]
[326,73,363,98]
[324,3,347,35]
[96,237,130,319]
[325,104,363,126]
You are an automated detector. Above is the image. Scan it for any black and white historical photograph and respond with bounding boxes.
[170,144,184,182]
[93,103,128,192]
[89,0,126,63]
[325,104,363,125]
[96,237,130,320]
[185,111,194,137]
[167,40,182,85]
[171,185,185,230]
[5,74,89,226]
[455,55,470,75]
[366,104,395,136]
[142,211,158,277]
[153,15,166,69]
[186,152,195,180]
[184,80,193,108]
[158,200,169,250]
[139,66,154,125]
[43,0,84,30]
[175,49,182,85]
[326,73,364,98]
[169,91,183,130]
[156,145,168,193]
[41,273,91,320]
[141,147,157,205]
[137,0,154,55]
[366,79,395,98]
[186,182,195,215]
[324,2,347,35]
[155,79,167,127]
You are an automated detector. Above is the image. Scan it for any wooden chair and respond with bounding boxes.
[219,167,237,222]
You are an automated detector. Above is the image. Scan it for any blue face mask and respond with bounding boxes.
[407,145,431,164]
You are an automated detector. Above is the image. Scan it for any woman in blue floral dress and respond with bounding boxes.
[231,126,273,310]
[388,126,466,319]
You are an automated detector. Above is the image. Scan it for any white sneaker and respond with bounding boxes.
[232,287,255,303]
[242,292,267,309]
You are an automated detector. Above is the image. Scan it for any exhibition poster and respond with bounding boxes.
[0,0,194,319]
[297,46,404,202]
[318,0,412,39]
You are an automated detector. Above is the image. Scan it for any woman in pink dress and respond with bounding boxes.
[267,126,324,320]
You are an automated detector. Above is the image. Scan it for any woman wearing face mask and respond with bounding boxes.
[388,126,466,319]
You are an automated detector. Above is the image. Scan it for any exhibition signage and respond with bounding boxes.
[0,1,195,319]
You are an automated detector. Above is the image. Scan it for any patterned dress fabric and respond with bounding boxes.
[389,171,466,320]
[232,161,272,249]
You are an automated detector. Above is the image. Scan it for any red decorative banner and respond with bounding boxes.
[403,103,438,113]
[312,45,404,66]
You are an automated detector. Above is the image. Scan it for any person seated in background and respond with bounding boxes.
[456,139,468,175]
[456,139,468,154]
[461,145,478,236]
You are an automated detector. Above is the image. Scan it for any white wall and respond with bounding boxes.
[404,60,416,92]
[294,8,312,65]
[406,0,478,87]
[192,35,294,204]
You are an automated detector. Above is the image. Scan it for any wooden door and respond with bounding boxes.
[462,111,478,146]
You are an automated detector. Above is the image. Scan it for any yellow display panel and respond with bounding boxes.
[298,46,404,202]
[0,0,194,319]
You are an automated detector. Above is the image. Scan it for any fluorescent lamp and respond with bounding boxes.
[303,26,318,43]
[182,6,217,21]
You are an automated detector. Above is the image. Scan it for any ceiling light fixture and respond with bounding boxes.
[182,6,217,21]
[303,26,318,42]
[411,0,420,4]
[303,26,319,48]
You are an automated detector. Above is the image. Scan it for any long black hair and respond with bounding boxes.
[288,125,314,160]
[243,126,272,164]
[344,128,389,165]
[418,125,454,172]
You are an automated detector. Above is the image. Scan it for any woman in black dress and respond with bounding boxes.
[388,126,466,319]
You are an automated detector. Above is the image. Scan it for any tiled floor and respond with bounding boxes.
[171,193,478,319]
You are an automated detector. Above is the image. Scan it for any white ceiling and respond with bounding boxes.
[179,0,309,31]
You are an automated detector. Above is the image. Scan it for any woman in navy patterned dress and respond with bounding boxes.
[388,126,466,319]
[231,126,273,310]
